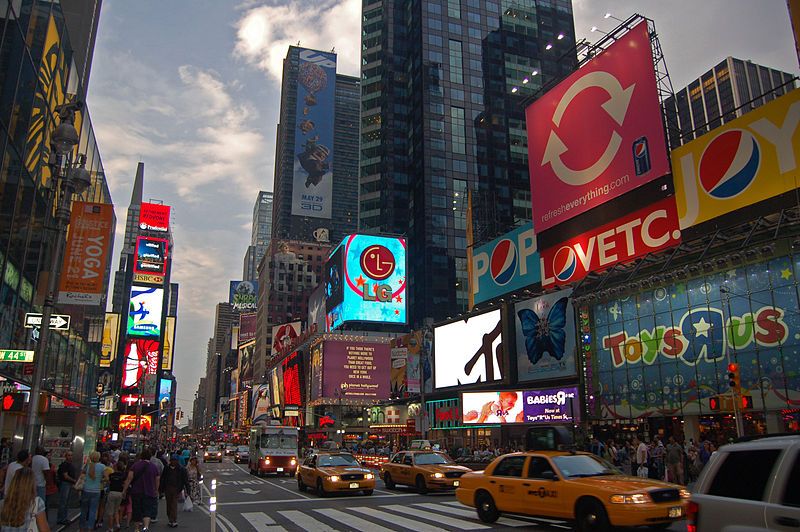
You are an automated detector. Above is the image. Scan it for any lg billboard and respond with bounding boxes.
[433,309,504,389]
[526,21,669,232]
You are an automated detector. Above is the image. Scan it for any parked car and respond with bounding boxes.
[204,445,223,462]
[234,445,249,464]
[297,451,375,497]
[688,434,800,532]
[381,451,470,494]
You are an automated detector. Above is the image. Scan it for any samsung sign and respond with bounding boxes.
[472,222,540,306]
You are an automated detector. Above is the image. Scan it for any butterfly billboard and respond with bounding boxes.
[433,309,504,389]
[515,289,577,382]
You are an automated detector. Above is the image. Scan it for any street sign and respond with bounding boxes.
[0,350,34,363]
[24,313,70,330]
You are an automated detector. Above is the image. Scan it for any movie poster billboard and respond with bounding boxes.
[291,48,336,219]
[100,313,120,368]
[310,340,323,401]
[58,202,114,305]
[121,338,160,390]
[525,21,670,232]
[321,340,390,400]
[390,347,408,397]
[238,313,257,345]
[271,321,301,357]
[127,286,164,337]
[251,384,271,425]
[229,281,258,312]
[515,289,577,382]
[238,340,254,386]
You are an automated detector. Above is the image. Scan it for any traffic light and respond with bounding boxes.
[709,396,721,411]
[1,393,25,412]
[727,363,741,392]
[741,395,753,409]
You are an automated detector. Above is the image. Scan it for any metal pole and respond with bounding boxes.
[419,347,427,440]
[209,478,217,532]
[24,165,74,450]
[722,290,744,438]
[136,396,143,453]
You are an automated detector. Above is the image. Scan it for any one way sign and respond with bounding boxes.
[24,313,71,330]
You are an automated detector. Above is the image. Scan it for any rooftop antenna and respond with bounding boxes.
[331,46,335,53]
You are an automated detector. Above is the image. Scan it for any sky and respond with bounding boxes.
[87,0,799,425]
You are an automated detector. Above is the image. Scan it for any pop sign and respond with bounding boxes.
[540,196,681,287]
[471,222,540,306]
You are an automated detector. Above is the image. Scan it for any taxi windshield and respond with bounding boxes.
[318,454,358,467]
[237,446,248,452]
[552,455,618,478]
[414,453,452,465]
[206,447,219,453]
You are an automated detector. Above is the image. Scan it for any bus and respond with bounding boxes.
[248,425,299,476]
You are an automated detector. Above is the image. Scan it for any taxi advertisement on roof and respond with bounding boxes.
[673,88,800,229]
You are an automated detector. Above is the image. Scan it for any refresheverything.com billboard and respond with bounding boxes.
[472,222,540,306]
[462,387,580,424]
[127,286,164,337]
[322,340,391,400]
[291,48,336,219]
[326,234,407,329]
[673,88,800,230]
[526,20,669,232]
[434,309,504,389]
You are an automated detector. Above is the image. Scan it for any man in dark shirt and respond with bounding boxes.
[160,456,189,528]
[123,449,160,532]
[56,451,77,525]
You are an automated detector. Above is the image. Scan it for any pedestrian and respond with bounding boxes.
[104,462,126,532]
[186,457,202,506]
[56,451,77,525]
[31,447,49,506]
[123,450,160,532]
[147,449,164,524]
[665,436,685,485]
[0,467,50,531]
[78,451,106,532]
[3,451,31,498]
[160,457,189,528]
[633,435,649,478]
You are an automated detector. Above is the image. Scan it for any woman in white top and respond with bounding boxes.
[0,466,50,531]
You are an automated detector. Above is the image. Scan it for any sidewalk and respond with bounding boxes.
[57,494,210,531]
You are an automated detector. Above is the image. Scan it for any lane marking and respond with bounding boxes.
[242,511,287,531]
[261,477,312,499]
[382,504,489,530]
[277,510,337,532]
[313,508,386,531]
[413,502,533,528]
[196,501,231,532]
[350,506,446,532]
[217,492,415,507]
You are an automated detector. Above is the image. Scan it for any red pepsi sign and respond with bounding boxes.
[526,21,670,232]
[540,197,681,287]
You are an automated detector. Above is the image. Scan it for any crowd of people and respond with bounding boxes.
[0,444,203,532]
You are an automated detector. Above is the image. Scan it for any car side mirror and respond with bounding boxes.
[541,471,558,481]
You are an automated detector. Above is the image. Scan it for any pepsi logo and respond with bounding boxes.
[698,129,760,199]
[490,239,517,286]
[634,142,647,158]
[553,246,577,282]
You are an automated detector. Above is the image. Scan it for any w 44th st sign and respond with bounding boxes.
[24,313,70,330]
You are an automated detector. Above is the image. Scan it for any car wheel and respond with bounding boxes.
[317,478,328,498]
[363,489,373,496]
[384,473,395,490]
[475,491,499,524]
[576,499,610,532]
[415,475,428,495]
[297,476,307,492]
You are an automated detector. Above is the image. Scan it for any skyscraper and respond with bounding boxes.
[271,47,359,246]
[664,57,796,148]
[243,191,273,281]
[359,0,577,325]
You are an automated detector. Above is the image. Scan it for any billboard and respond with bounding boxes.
[434,309,504,389]
[238,340,254,385]
[251,384,271,425]
[326,234,407,329]
[310,340,323,401]
[269,366,282,408]
[673,89,800,229]
[291,48,336,219]
[127,286,164,337]
[118,414,152,432]
[121,338,160,390]
[471,222,540,305]
[229,281,258,312]
[133,236,169,284]
[271,321,301,357]
[282,352,302,407]
[390,347,408,397]
[526,21,669,232]
[515,289,577,382]
[321,340,391,400]
[161,316,176,371]
[158,378,172,405]
[139,202,170,232]
[540,196,682,287]
[307,284,327,332]
[58,202,114,305]
[238,313,257,346]
[100,313,120,368]
[462,387,580,424]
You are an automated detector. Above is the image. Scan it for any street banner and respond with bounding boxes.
[58,202,114,305]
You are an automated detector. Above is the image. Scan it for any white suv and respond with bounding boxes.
[688,435,800,531]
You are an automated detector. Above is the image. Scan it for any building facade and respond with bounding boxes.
[359,0,577,325]
[243,190,273,281]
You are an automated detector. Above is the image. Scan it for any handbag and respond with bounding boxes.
[26,502,39,532]
[182,497,193,512]
[74,465,87,491]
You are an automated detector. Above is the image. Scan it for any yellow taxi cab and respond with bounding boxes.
[296,451,376,497]
[381,450,471,494]
[456,450,689,531]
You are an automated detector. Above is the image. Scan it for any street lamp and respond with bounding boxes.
[24,101,91,450]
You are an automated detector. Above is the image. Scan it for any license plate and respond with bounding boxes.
[668,507,682,518]
[349,483,359,489]
[277,467,284,472]
[453,481,460,487]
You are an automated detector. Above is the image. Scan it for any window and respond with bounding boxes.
[708,450,781,501]
[528,457,557,479]
[448,40,463,84]
[450,107,466,155]
[391,453,404,464]
[781,454,800,507]
[402,454,413,466]
[492,456,526,477]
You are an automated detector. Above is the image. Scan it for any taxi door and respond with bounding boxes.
[398,452,415,485]
[524,456,568,518]
[299,455,317,485]
[486,455,529,514]
[384,452,405,484]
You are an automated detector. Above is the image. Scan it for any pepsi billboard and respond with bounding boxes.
[674,89,800,229]
[326,234,407,329]
[471,222,540,306]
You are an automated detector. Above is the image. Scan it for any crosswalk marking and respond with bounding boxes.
[382,504,489,530]
[413,502,533,528]
[278,510,336,532]
[242,511,287,531]
[350,506,446,532]
[313,508,385,531]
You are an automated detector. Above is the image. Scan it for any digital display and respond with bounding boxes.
[134,236,169,278]
[321,340,391,400]
[119,414,152,432]
[127,286,164,337]
[139,202,170,232]
[121,338,160,390]
[462,387,580,425]
[158,379,172,405]
[434,309,504,389]
[282,352,302,407]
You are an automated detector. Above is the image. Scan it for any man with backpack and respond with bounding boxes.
[123,450,160,532]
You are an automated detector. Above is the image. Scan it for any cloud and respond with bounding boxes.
[233,0,361,81]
